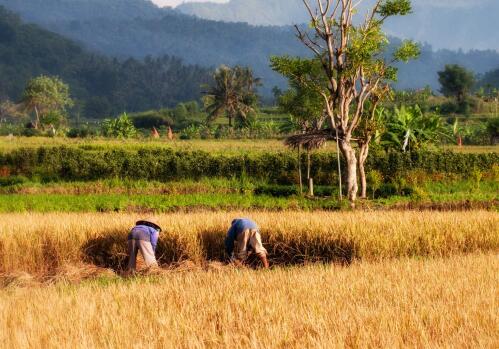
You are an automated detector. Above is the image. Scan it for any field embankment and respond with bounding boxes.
[1,253,497,348]
[0,211,497,278]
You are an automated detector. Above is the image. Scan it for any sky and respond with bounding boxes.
[152,0,492,8]
[152,0,228,8]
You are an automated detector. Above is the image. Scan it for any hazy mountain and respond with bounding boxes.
[178,0,304,26]
[0,6,212,118]
[177,0,306,26]
[0,0,164,23]
[177,0,499,52]
[0,0,307,93]
[1,0,498,95]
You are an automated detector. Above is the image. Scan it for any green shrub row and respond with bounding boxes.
[0,147,497,185]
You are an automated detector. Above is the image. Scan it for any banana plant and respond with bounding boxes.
[384,105,445,152]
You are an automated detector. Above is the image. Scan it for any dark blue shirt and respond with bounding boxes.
[128,225,160,251]
[224,218,258,256]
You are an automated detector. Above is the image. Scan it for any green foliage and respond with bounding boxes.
[101,113,137,139]
[477,68,499,92]
[20,128,41,137]
[438,65,476,104]
[203,65,260,127]
[178,122,283,140]
[0,175,28,187]
[66,126,95,139]
[492,164,499,182]
[392,87,433,112]
[470,167,483,190]
[271,56,326,132]
[131,112,173,130]
[378,0,412,18]
[21,75,73,128]
[486,117,499,142]
[254,185,299,197]
[393,40,421,63]
[1,147,497,186]
[41,110,66,129]
[384,105,446,151]
[367,170,383,199]
[346,23,388,76]
[457,122,490,146]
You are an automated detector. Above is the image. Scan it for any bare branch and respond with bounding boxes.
[295,25,323,57]
[302,0,318,20]
[330,0,341,21]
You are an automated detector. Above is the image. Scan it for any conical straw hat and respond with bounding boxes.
[136,218,162,232]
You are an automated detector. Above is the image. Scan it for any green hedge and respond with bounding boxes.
[0,147,497,185]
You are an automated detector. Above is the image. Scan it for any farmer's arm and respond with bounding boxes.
[224,226,236,257]
[150,228,159,252]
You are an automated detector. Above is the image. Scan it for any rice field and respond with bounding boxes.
[0,211,497,277]
[0,253,497,348]
[1,210,497,348]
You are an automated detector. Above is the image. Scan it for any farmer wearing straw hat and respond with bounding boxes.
[225,218,269,268]
[127,218,162,272]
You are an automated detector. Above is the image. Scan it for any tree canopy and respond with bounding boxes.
[271,57,326,132]
[438,64,476,103]
[21,75,73,128]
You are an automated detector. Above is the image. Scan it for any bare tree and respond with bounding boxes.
[293,0,419,203]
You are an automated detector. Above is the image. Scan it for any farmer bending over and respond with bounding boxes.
[127,218,162,272]
[225,218,269,268]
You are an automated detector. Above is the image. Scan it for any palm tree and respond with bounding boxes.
[203,66,260,127]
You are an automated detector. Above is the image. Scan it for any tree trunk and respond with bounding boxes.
[34,105,40,129]
[228,115,233,127]
[339,140,358,203]
[358,141,370,199]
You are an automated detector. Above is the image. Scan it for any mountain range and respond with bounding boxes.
[0,6,211,118]
[177,0,499,52]
[0,0,498,97]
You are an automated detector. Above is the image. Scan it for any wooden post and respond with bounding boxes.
[308,177,314,197]
[307,148,314,197]
[298,145,303,195]
[306,148,311,181]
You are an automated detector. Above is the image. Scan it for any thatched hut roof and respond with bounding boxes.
[284,129,334,150]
